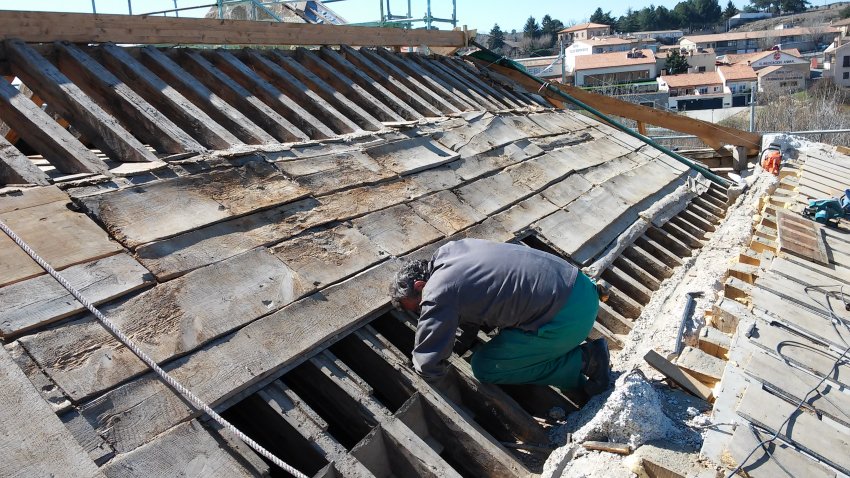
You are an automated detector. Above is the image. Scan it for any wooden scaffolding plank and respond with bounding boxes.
[737,384,850,475]
[271,51,383,131]
[98,43,240,150]
[0,346,101,478]
[318,46,423,120]
[0,199,123,287]
[19,248,313,403]
[210,50,336,139]
[54,42,205,155]
[0,11,471,47]
[0,76,107,174]
[5,40,157,166]
[176,50,308,142]
[0,253,152,339]
[295,47,405,123]
[84,161,307,249]
[338,45,441,117]
[0,134,49,185]
[138,46,275,145]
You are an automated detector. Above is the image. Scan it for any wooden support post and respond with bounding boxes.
[175,50,308,142]
[138,46,275,145]
[97,44,241,149]
[5,40,155,166]
[0,134,49,185]
[0,76,107,174]
[54,42,204,155]
[637,121,647,135]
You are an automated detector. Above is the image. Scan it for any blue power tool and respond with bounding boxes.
[804,189,850,226]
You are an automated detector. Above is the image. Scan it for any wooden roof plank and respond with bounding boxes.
[389,51,487,111]
[0,11,469,47]
[5,40,156,166]
[0,184,67,213]
[366,48,462,114]
[19,247,314,403]
[209,50,335,140]
[275,149,394,195]
[434,115,529,159]
[243,48,362,135]
[271,51,384,131]
[0,76,107,175]
[352,203,444,256]
[97,43,240,150]
[318,46,423,121]
[0,253,153,339]
[449,58,536,107]
[175,50,308,142]
[0,346,102,478]
[82,161,309,249]
[0,134,50,185]
[295,47,405,123]
[430,57,522,110]
[0,199,123,287]
[725,423,836,478]
[364,136,459,176]
[737,384,850,475]
[338,45,441,117]
[407,54,504,111]
[54,42,204,155]
[409,190,486,236]
[138,46,275,146]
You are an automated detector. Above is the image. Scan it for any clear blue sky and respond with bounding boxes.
[7,0,753,33]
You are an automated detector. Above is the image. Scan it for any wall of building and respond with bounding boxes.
[825,43,850,88]
[575,65,656,86]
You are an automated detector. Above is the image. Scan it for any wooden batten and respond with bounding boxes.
[364,48,461,114]
[0,134,49,185]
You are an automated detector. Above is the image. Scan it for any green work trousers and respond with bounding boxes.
[470,272,599,391]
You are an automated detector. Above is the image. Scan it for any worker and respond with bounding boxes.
[389,238,611,396]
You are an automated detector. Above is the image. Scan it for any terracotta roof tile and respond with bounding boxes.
[559,22,611,33]
[719,64,757,81]
[682,27,837,44]
[659,71,722,88]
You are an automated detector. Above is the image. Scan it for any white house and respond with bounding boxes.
[825,40,850,88]
[565,37,657,72]
[557,22,611,45]
[655,48,716,75]
[573,49,657,87]
[658,72,726,110]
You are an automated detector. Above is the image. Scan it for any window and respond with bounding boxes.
[844,56,850,68]
[698,87,708,94]
[844,72,849,80]
[698,66,706,72]
[640,101,655,107]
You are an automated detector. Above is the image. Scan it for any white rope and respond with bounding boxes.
[0,218,308,478]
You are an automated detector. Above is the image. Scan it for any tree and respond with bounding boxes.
[523,16,541,39]
[488,23,506,50]
[842,5,850,18]
[590,7,616,25]
[617,8,639,32]
[780,0,809,13]
[665,49,690,74]
[541,15,564,47]
[722,0,739,19]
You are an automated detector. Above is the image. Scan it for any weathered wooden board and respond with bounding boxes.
[53,42,204,156]
[725,424,837,478]
[271,224,386,288]
[409,190,485,235]
[5,341,71,413]
[773,254,850,287]
[492,194,560,234]
[364,136,459,175]
[83,161,308,249]
[755,271,850,322]
[274,149,393,195]
[176,50,308,142]
[579,155,641,186]
[644,349,713,401]
[20,248,313,402]
[0,346,102,478]
[0,135,50,185]
[434,116,528,158]
[363,48,461,114]
[504,152,575,191]
[353,204,444,256]
[741,346,850,428]
[411,55,501,111]
[101,420,256,478]
[138,46,275,145]
[0,253,152,338]
[0,76,108,174]
[540,173,593,208]
[0,185,67,213]
[737,385,850,475]
[0,199,123,287]
[435,57,523,110]
[450,139,543,182]
[777,210,828,265]
[454,169,534,216]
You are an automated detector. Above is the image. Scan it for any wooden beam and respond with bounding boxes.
[365,48,461,114]
[644,349,713,401]
[472,59,762,153]
[0,76,108,174]
[54,42,205,155]
[0,134,49,185]
[0,11,471,47]
[4,40,157,164]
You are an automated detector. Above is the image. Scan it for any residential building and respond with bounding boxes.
[727,12,773,28]
[557,22,611,44]
[657,72,726,110]
[758,65,807,92]
[679,27,836,55]
[573,49,657,87]
[718,64,757,103]
[565,37,658,72]
[630,29,684,42]
[824,40,850,87]
[655,48,716,75]
[512,55,566,82]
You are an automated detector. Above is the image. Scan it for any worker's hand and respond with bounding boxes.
[596,279,611,303]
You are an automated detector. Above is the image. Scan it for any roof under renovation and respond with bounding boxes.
[1,10,849,478]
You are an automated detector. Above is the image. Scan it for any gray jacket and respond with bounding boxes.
[413,239,578,380]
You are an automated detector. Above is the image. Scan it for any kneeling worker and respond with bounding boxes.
[390,238,611,395]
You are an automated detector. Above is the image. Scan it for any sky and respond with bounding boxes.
[6,0,756,33]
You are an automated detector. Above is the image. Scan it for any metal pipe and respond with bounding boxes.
[91,0,97,14]
[452,0,456,27]
[141,3,216,16]
[651,129,850,140]
[379,0,384,24]
[127,0,133,15]
[467,41,733,188]
[426,0,432,29]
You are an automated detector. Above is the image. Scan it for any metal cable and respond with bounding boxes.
[0,219,308,478]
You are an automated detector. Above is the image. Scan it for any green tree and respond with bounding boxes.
[523,16,541,39]
[655,6,676,29]
[722,0,739,19]
[637,5,659,32]
[590,7,616,25]
[488,23,505,50]
[842,4,850,18]
[665,49,690,74]
[780,0,809,13]
[617,8,640,32]
[541,14,564,47]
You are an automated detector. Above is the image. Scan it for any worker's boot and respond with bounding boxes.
[580,338,611,396]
